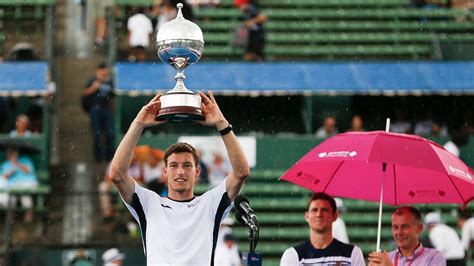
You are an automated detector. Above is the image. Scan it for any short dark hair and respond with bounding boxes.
[164,142,200,166]
[459,208,473,220]
[308,192,337,214]
[97,62,108,69]
[393,206,422,223]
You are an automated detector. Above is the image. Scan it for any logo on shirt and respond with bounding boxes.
[161,204,172,209]
[187,200,200,208]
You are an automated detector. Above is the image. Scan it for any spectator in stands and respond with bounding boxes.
[234,0,248,8]
[214,233,241,266]
[348,114,365,132]
[142,148,167,196]
[26,79,57,134]
[215,217,240,265]
[280,193,365,265]
[187,0,220,9]
[424,212,466,265]
[415,111,448,137]
[444,126,469,157]
[154,0,178,30]
[69,249,94,266]
[102,248,125,266]
[100,153,142,220]
[9,114,32,137]
[208,151,232,188]
[457,209,474,257]
[240,0,267,61]
[127,7,153,62]
[431,120,448,137]
[315,115,338,138]
[94,0,115,47]
[391,109,412,134]
[197,149,209,184]
[333,197,349,244]
[0,147,38,222]
[368,206,446,266]
[451,0,474,20]
[83,63,115,163]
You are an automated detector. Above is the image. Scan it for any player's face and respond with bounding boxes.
[305,199,337,234]
[164,152,200,196]
[391,212,422,252]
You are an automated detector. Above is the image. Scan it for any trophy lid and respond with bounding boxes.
[156,3,204,44]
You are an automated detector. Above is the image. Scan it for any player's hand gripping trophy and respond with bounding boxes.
[155,3,205,123]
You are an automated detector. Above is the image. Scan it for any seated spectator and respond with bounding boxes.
[99,153,142,220]
[391,110,412,134]
[10,114,32,137]
[208,152,231,188]
[234,0,248,8]
[102,247,125,266]
[214,233,241,266]
[26,78,57,134]
[333,198,349,244]
[424,212,466,265]
[143,148,167,196]
[187,0,220,9]
[215,217,240,265]
[415,118,448,138]
[431,120,448,137]
[349,114,365,132]
[444,126,469,158]
[0,147,38,222]
[196,149,209,184]
[457,209,474,254]
[315,115,338,138]
[155,0,178,30]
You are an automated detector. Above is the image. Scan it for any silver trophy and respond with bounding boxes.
[155,3,205,123]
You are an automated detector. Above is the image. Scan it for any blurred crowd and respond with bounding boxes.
[93,0,267,62]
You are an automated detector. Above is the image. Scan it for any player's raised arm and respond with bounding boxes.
[198,91,250,201]
[109,94,165,204]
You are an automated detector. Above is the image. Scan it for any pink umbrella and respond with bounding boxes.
[280,129,474,250]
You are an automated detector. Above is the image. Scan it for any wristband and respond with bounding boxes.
[219,124,233,136]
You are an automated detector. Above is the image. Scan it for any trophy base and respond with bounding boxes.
[156,106,205,124]
[155,92,204,124]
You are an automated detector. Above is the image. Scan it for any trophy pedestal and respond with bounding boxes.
[156,93,204,123]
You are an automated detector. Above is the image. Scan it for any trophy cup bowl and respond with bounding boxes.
[155,3,205,123]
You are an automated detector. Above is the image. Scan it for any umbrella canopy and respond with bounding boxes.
[0,139,41,155]
[280,131,474,206]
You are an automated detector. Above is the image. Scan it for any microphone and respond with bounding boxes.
[234,195,258,225]
[235,209,258,232]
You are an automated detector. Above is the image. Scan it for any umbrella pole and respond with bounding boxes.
[377,119,391,251]
[376,163,387,252]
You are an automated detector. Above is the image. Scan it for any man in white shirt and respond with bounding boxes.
[109,92,250,265]
[127,7,153,62]
[332,197,349,244]
[458,210,474,257]
[425,212,466,266]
